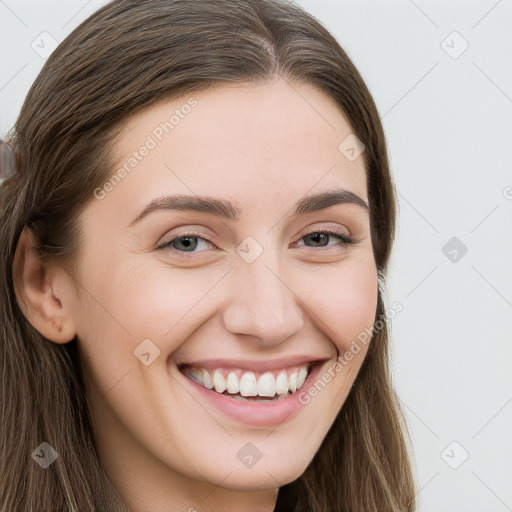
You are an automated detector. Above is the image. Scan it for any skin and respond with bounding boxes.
[14,78,378,512]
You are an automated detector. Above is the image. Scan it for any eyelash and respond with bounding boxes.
[157,230,354,255]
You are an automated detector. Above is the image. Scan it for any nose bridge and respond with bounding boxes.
[222,245,304,344]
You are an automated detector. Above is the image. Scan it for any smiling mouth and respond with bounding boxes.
[178,362,319,402]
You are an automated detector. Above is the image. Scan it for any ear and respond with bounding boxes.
[12,228,77,344]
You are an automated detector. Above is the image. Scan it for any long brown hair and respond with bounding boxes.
[1,0,417,510]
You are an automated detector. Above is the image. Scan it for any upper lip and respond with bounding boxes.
[177,355,330,372]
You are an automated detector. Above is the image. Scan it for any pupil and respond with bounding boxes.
[309,233,327,246]
[177,237,197,251]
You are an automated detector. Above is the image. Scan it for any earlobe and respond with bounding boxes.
[12,228,77,344]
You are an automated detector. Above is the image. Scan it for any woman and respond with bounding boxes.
[0,0,417,510]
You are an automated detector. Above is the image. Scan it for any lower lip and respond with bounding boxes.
[177,362,325,427]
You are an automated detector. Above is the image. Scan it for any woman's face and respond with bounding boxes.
[65,79,377,508]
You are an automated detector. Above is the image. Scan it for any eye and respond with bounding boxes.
[157,232,216,253]
[294,230,353,249]
[157,229,353,256]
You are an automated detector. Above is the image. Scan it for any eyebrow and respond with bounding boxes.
[129,188,369,226]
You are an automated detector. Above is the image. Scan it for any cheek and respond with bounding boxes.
[113,263,230,336]
[76,254,225,342]
[77,253,378,367]
[293,257,378,355]
[291,258,377,425]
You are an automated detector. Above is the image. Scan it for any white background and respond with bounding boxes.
[1,1,511,510]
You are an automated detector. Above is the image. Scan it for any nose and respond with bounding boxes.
[221,255,305,347]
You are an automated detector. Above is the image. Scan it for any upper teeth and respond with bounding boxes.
[185,365,310,398]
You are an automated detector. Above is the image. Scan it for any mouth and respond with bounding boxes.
[178,361,322,403]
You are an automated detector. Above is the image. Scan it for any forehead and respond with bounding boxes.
[95,79,368,223]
